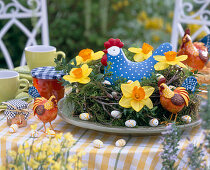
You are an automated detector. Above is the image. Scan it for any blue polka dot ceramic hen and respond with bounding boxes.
[101,38,172,84]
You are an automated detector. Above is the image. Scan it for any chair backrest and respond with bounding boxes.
[171,0,210,51]
[0,0,49,69]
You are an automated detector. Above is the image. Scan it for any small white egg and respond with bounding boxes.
[149,118,159,127]
[9,124,18,133]
[125,120,136,128]
[169,85,176,90]
[111,92,118,97]
[111,110,122,119]
[102,80,111,85]
[127,80,133,84]
[93,139,103,148]
[30,130,40,138]
[156,74,164,81]
[47,130,56,137]
[115,139,126,147]
[79,113,90,120]
[181,115,191,124]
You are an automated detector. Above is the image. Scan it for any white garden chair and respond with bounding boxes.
[171,0,210,51]
[0,0,49,69]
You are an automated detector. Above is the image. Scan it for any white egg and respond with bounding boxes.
[115,139,126,147]
[9,124,18,133]
[181,115,191,124]
[79,113,90,120]
[93,139,103,148]
[102,80,111,85]
[127,80,133,84]
[149,118,159,127]
[111,110,122,119]
[169,85,176,90]
[47,130,56,137]
[125,120,136,128]
[30,130,40,138]
[156,74,164,81]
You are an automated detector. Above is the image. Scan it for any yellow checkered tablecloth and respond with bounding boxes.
[0,113,208,170]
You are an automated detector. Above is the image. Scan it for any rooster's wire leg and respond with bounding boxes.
[41,123,46,133]
[169,114,173,121]
[49,122,54,130]
[174,113,178,123]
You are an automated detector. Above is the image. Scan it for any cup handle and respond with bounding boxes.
[17,79,29,95]
[56,51,66,60]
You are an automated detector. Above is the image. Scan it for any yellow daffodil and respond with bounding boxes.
[76,49,104,65]
[137,11,148,22]
[18,145,24,154]
[63,64,92,84]
[119,81,155,112]
[154,51,188,70]
[28,158,39,169]
[23,141,29,149]
[152,35,160,42]
[30,124,37,130]
[64,132,73,140]
[128,43,154,62]
[8,150,17,159]
[55,133,63,140]
[145,17,163,30]
[51,161,61,170]
[37,151,46,161]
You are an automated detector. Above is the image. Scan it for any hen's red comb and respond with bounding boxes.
[104,38,124,49]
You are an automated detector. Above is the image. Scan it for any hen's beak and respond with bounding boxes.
[101,54,107,66]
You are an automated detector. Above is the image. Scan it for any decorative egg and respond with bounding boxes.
[181,115,191,124]
[9,124,18,133]
[156,74,164,81]
[47,130,56,137]
[169,85,176,90]
[125,120,136,128]
[111,110,122,119]
[115,139,126,147]
[102,80,111,85]
[93,139,103,148]
[79,113,90,120]
[127,80,133,84]
[30,130,40,138]
[111,92,118,97]
[149,118,159,127]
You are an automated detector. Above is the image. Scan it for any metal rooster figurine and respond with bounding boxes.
[101,38,172,84]
[28,87,58,133]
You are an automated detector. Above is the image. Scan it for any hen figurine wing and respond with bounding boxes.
[102,38,172,84]
[182,76,198,93]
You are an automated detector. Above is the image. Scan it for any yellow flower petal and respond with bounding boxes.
[154,55,166,61]
[128,47,142,54]
[176,55,188,61]
[130,100,144,112]
[166,60,178,65]
[143,98,153,109]
[143,51,153,60]
[154,62,169,70]
[121,84,133,97]
[143,86,155,98]
[134,53,144,62]
[119,96,132,108]
[78,77,91,84]
[176,62,188,68]
[132,80,141,87]
[81,64,92,77]
[76,56,83,65]
[91,51,104,60]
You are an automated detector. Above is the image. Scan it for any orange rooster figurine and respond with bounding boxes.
[177,29,209,71]
[29,87,58,133]
[157,75,189,123]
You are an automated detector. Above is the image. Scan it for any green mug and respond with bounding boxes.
[25,45,66,70]
[0,70,29,103]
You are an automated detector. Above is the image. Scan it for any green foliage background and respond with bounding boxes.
[0,0,176,68]
[0,0,205,68]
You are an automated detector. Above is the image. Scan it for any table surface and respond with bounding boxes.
[0,113,208,170]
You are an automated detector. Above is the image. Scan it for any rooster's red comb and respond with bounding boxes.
[104,38,124,49]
